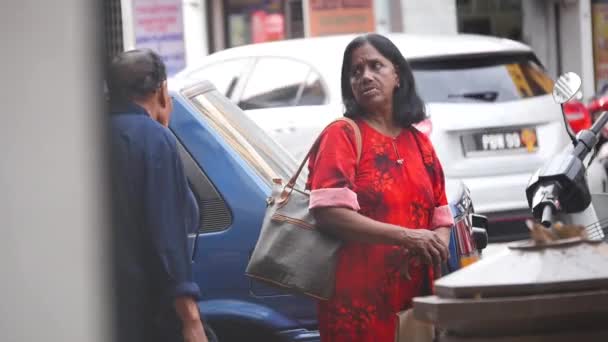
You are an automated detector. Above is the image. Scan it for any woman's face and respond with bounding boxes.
[349,43,400,114]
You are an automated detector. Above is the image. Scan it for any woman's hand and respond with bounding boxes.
[400,229,449,266]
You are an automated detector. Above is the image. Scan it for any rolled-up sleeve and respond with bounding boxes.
[310,187,360,211]
[431,205,454,230]
[144,131,201,301]
[306,121,360,211]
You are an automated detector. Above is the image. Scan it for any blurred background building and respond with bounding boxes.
[104,0,608,98]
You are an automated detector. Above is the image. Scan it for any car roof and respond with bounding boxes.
[179,33,531,75]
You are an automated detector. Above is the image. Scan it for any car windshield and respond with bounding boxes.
[185,84,307,188]
[411,53,553,103]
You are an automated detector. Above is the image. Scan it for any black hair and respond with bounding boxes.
[106,49,167,108]
[341,33,426,127]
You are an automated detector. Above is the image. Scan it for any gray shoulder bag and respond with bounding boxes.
[245,117,362,300]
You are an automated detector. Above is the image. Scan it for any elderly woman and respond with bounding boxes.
[306,34,453,341]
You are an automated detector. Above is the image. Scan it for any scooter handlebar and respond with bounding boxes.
[541,205,553,228]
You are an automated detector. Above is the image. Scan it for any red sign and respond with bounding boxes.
[251,11,285,43]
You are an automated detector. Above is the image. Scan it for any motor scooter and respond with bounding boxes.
[526,72,608,239]
[413,73,608,342]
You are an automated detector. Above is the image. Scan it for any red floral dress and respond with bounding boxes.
[306,119,453,342]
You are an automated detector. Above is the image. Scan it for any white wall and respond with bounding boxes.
[1,0,110,341]
[375,0,391,33]
[522,0,594,96]
[578,0,595,96]
[522,0,557,75]
[400,0,457,34]
[121,0,136,50]
[561,1,584,76]
[559,0,595,97]
[183,0,209,66]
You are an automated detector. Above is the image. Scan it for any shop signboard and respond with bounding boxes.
[131,0,186,76]
[304,0,375,37]
[593,1,608,92]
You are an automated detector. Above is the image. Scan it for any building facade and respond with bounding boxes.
[455,0,597,100]
[110,0,605,98]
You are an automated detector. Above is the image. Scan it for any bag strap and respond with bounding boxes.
[286,117,362,188]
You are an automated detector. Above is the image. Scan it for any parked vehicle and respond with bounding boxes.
[167,78,486,342]
[175,33,603,241]
[588,86,608,123]
[587,89,608,150]
[563,99,592,134]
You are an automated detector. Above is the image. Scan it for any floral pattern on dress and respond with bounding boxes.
[307,119,449,342]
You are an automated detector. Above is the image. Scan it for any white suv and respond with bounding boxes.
[175,33,597,241]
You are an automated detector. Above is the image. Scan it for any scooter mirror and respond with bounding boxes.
[553,72,582,104]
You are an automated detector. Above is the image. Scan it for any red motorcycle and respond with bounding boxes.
[588,89,608,121]
[563,99,592,134]
[566,90,608,169]
[588,90,608,142]
[563,95,608,164]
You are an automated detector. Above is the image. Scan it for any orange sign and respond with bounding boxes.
[521,128,537,153]
[306,0,375,37]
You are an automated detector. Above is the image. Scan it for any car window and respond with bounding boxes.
[238,58,322,110]
[298,71,327,106]
[411,53,553,103]
[187,86,306,188]
[186,58,251,98]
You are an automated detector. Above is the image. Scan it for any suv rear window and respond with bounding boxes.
[411,53,553,103]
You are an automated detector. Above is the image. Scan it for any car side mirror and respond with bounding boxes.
[553,72,583,143]
[471,214,488,251]
[472,228,488,252]
[553,72,582,104]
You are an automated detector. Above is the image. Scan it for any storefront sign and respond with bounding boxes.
[305,0,375,37]
[132,0,185,76]
[593,2,608,92]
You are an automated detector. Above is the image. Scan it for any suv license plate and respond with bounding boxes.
[461,128,538,157]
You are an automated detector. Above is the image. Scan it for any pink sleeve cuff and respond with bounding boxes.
[431,205,454,229]
[309,188,360,211]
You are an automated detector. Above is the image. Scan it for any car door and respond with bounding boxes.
[170,82,317,327]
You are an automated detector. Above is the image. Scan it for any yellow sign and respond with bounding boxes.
[506,64,533,97]
[306,0,375,37]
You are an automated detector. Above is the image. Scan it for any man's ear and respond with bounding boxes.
[155,81,172,127]
[158,81,168,108]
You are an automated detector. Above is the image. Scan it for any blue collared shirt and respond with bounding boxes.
[109,103,200,341]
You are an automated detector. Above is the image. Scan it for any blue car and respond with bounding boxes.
[168,79,487,342]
